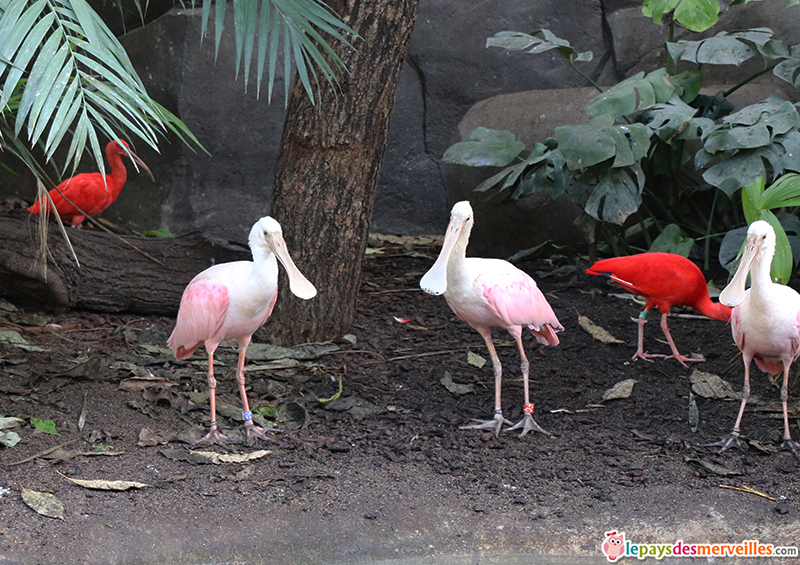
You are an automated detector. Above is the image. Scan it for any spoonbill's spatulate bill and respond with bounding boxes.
[420,201,563,437]
[711,220,800,458]
[28,140,154,228]
[587,253,730,367]
[168,216,316,447]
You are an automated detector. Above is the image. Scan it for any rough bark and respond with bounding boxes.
[268,0,419,344]
[0,213,249,314]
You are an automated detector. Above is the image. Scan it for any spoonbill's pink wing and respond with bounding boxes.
[482,273,562,345]
[168,282,230,359]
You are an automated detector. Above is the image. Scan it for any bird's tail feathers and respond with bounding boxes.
[528,323,561,347]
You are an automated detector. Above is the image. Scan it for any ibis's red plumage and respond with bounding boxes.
[28,140,152,227]
[587,252,730,366]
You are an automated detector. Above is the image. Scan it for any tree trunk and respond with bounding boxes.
[0,213,249,314]
[267,0,419,344]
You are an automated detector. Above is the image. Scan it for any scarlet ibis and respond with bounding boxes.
[712,220,800,457]
[28,139,154,228]
[586,253,731,367]
[168,216,317,447]
[420,201,563,437]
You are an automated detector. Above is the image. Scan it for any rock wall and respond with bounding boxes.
[4,0,799,254]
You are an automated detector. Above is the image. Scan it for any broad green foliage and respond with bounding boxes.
[698,98,800,197]
[446,2,800,268]
[556,118,651,170]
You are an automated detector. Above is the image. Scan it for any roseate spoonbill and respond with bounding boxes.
[710,220,800,457]
[420,201,563,437]
[168,216,316,447]
[586,253,730,367]
[28,140,154,228]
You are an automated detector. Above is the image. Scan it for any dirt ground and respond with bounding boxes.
[1,237,799,565]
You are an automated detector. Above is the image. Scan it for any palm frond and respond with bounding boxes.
[204,0,355,104]
[0,0,197,180]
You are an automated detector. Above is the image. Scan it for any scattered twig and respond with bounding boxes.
[6,439,79,466]
[719,484,776,501]
[363,349,463,365]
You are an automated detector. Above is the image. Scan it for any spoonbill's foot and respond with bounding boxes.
[631,350,657,363]
[506,410,553,438]
[460,412,513,438]
[703,429,748,454]
[192,425,232,450]
[780,439,800,461]
[242,420,281,446]
[662,354,704,368]
[633,351,702,368]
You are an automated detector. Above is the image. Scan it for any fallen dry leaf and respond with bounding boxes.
[138,427,174,447]
[689,369,740,399]
[601,379,637,402]
[187,449,272,465]
[118,375,177,392]
[58,472,149,491]
[467,350,486,368]
[578,314,624,345]
[441,371,474,395]
[21,486,64,520]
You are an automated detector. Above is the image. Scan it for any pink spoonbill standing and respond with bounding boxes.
[712,220,800,457]
[420,201,563,437]
[168,216,317,447]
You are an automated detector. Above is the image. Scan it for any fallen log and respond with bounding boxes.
[0,212,250,315]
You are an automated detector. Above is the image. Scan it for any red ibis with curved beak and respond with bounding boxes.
[168,216,317,447]
[28,139,154,228]
[586,253,730,367]
[420,201,563,437]
[711,220,800,458]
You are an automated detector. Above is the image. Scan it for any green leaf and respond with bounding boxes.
[773,44,800,88]
[643,0,720,32]
[741,176,764,224]
[486,29,593,61]
[587,69,674,118]
[702,144,783,197]
[644,94,715,142]
[0,329,44,351]
[758,173,800,209]
[556,118,651,169]
[30,417,58,435]
[670,69,703,103]
[443,127,525,167]
[584,165,645,225]
[756,209,793,283]
[648,224,695,255]
[667,29,772,66]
